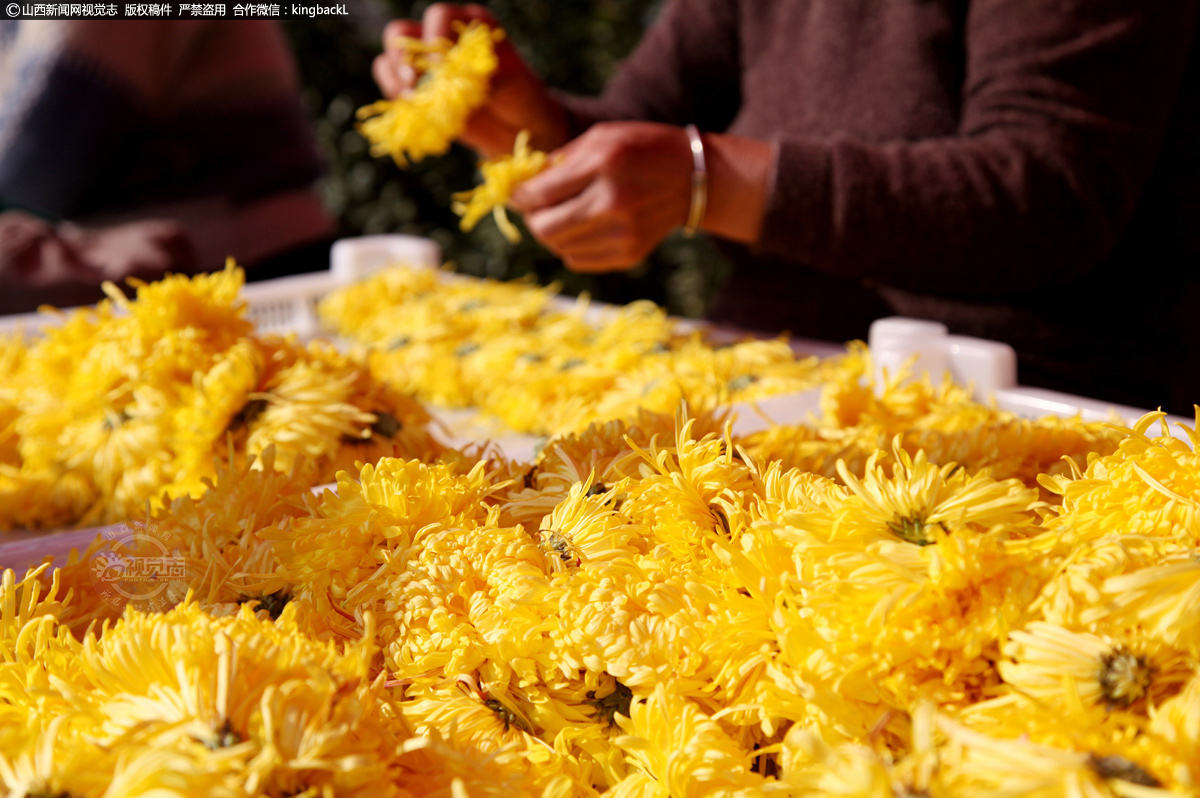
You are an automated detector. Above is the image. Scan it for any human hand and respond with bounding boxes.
[0,212,195,313]
[60,219,195,282]
[0,212,81,284]
[509,122,694,273]
[372,3,569,159]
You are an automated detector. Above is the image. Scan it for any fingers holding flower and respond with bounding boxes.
[371,4,569,159]
[510,122,694,272]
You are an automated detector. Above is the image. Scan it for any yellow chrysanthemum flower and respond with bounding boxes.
[998,621,1190,715]
[1039,411,1200,545]
[452,129,549,242]
[833,439,1042,546]
[937,710,1181,798]
[357,20,502,166]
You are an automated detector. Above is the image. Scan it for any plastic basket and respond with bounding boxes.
[242,234,444,339]
[1,235,1191,569]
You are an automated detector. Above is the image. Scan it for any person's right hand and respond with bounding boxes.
[372,3,570,159]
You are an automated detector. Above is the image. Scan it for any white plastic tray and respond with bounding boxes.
[868,317,1191,436]
[1,236,1190,569]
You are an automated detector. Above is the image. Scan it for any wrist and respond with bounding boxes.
[531,91,571,153]
[696,132,772,245]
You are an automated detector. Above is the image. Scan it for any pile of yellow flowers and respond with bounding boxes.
[6,384,1198,796]
[3,260,1196,796]
[319,264,839,436]
[1,567,524,797]
[744,342,1126,492]
[0,265,442,530]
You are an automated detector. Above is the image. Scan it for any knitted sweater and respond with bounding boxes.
[564,0,1200,413]
[0,20,331,272]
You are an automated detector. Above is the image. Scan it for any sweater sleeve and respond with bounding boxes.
[756,0,1199,297]
[558,0,741,134]
[0,41,144,219]
[0,21,323,220]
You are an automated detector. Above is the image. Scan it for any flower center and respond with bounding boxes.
[484,697,531,733]
[588,681,633,728]
[239,590,292,621]
[205,718,243,750]
[1088,754,1160,787]
[1098,646,1153,708]
[888,513,935,546]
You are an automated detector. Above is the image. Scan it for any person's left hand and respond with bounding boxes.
[60,219,195,282]
[0,212,196,313]
[509,121,693,273]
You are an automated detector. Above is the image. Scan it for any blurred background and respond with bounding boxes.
[284,0,732,317]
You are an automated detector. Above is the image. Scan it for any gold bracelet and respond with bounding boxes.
[682,124,707,238]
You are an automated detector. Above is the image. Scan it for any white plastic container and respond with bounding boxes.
[869,317,953,388]
[867,315,1190,436]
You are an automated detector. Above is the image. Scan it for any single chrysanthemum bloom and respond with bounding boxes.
[774,523,1046,714]
[400,681,591,797]
[68,600,407,797]
[747,458,846,529]
[620,413,757,556]
[245,355,376,473]
[997,622,1183,714]
[536,476,645,569]
[453,129,548,242]
[833,440,1041,546]
[1038,411,1200,547]
[498,409,701,530]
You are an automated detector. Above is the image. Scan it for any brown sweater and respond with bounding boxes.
[564,0,1200,414]
[0,21,332,283]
